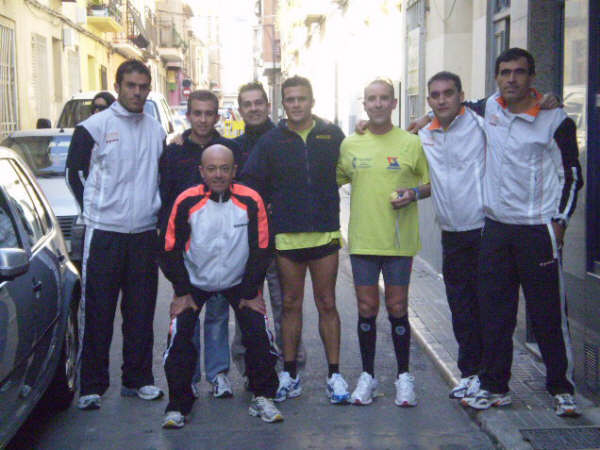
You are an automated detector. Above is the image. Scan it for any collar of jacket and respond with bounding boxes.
[111,101,146,122]
[277,115,327,135]
[183,128,222,150]
[244,118,275,137]
[204,183,233,203]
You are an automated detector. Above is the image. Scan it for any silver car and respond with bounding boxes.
[0,147,80,447]
[1,129,84,266]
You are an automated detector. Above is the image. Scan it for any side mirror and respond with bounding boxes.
[0,248,30,280]
[36,118,52,129]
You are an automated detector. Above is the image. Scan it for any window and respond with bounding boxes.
[31,33,49,119]
[0,192,20,249]
[0,159,48,247]
[487,1,511,94]
[0,19,18,137]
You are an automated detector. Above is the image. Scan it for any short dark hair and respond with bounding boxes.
[427,71,463,93]
[495,47,535,76]
[187,90,219,114]
[93,91,116,106]
[115,59,151,86]
[281,75,313,101]
[364,78,395,98]
[238,81,269,106]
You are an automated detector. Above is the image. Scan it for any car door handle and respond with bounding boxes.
[32,279,43,292]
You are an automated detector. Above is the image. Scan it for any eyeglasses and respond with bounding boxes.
[92,103,108,112]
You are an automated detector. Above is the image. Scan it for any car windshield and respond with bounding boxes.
[57,98,159,128]
[1,134,72,177]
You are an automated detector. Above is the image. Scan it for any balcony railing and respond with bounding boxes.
[87,0,123,25]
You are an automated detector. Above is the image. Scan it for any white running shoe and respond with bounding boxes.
[554,393,580,417]
[121,385,164,400]
[162,411,185,429]
[461,389,511,409]
[249,396,284,423]
[275,371,302,402]
[212,372,233,398]
[351,372,378,405]
[449,375,480,399]
[394,372,417,407]
[326,373,351,404]
[77,394,101,410]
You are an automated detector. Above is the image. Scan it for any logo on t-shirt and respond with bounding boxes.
[387,157,400,170]
[352,157,372,169]
[106,132,119,144]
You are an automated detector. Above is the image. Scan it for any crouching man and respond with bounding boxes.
[160,144,282,428]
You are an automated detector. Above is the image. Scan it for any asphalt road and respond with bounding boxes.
[8,248,495,450]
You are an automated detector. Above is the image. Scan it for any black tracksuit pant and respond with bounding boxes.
[478,218,574,395]
[80,229,159,396]
[163,285,278,415]
[442,229,483,378]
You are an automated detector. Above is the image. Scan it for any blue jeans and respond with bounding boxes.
[192,293,230,384]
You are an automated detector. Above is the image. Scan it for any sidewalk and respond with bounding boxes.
[407,256,600,450]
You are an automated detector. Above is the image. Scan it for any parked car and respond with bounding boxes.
[56,91,178,142]
[0,147,80,447]
[1,129,84,266]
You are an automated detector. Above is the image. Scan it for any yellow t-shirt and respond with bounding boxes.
[337,127,430,256]
[276,121,342,251]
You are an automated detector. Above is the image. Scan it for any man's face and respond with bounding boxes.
[363,82,397,126]
[187,99,219,138]
[427,79,464,125]
[199,147,236,193]
[115,71,151,113]
[496,57,535,103]
[282,85,314,126]
[239,89,269,127]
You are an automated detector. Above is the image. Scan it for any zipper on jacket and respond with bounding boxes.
[303,137,315,231]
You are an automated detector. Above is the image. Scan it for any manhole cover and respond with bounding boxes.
[520,427,600,449]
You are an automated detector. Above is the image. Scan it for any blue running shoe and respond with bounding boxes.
[275,371,302,403]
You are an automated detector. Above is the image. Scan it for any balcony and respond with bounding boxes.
[112,0,151,57]
[158,21,186,64]
[87,0,123,33]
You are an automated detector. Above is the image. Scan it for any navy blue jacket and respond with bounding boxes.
[158,129,241,233]
[241,116,344,235]
[234,118,275,171]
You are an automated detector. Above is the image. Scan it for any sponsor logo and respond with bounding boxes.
[106,131,119,144]
[539,259,556,267]
[360,323,371,332]
[234,222,249,228]
[387,157,401,170]
[352,157,373,169]
[489,114,499,126]
[315,134,331,140]
[394,325,406,336]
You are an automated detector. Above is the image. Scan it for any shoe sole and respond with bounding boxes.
[248,406,284,423]
[77,401,100,410]
[121,387,164,401]
[461,398,511,409]
[162,420,184,429]
[556,408,580,417]
[449,391,466,399]
[395,400,417,407]
[351,397,373,405]
[213,391,233,398]
[274,387,302,403]
[327,390,350,404]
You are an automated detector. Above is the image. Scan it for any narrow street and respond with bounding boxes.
[9,247,494,449]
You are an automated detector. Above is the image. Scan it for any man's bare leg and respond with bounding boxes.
[307,251,340,365]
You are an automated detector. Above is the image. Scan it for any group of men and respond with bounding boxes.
[65,46,583,430]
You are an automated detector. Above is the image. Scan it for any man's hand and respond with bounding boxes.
[552,221,566,250]
[239,292,267,315]
[355,120,369,135]
[538,93,562,110]
[390,188,416,209]
[407,114,431,134]
[170,294,198,319]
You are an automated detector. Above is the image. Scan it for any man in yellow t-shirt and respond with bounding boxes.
[337,78,430,407]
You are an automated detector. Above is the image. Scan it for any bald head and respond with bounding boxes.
[199,144,237,193]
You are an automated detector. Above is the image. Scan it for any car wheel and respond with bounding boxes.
[41,295,79,410]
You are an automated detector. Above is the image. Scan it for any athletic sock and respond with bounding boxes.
[284,360,297,379]
[389,314,410,375]
[328,364,339,378]
[358,315,377,377]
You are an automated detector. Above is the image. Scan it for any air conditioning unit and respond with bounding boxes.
[63,28,78,49]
